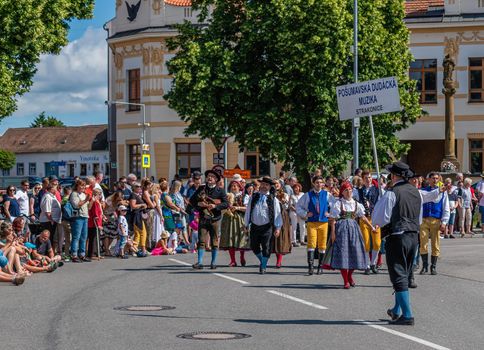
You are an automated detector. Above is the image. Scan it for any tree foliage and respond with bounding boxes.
[0,0,94,121]
[30,112,65,128]
[166,0,421,185]
[0,149,15,171]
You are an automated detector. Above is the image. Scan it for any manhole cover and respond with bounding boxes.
[114,305,175,312]
[177,332,251,340]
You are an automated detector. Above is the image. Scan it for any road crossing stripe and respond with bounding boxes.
[266,290,328,310]
[213,273,250,285]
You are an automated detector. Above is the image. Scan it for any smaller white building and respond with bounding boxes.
[0,125,109,179]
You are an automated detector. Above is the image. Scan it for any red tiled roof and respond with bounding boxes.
[165,0,192,6]
[405,0,444,15]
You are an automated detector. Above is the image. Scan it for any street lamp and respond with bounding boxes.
[105,100,150,178]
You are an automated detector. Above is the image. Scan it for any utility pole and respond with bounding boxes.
[352,0,360,173]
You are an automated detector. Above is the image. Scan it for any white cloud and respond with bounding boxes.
[11,27,108,118]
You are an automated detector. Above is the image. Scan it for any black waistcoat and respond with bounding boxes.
[390,181,422,233]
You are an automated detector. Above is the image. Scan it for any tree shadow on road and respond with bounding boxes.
[233,318,389,326]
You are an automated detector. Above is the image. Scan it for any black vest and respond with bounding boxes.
[390,181,421,233]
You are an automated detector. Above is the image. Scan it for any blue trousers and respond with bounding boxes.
[70,217,88,257]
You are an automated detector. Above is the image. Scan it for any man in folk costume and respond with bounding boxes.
[296,175,331,275]
[244,177,283,274]
[373,161,443,325]
[419,172,450,275]
[190,170,229,270]
[354,170,381,274]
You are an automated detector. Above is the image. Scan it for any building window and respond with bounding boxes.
[128,144,142,178]
[479,0,484,8]
[469,58,484,102]
[29,162,36,176]
[409,59,438,104]
[128,69,141,111]
[80,163,87,176]
[2,168,10,176]
[244,148,270,177]
[470,139,484,174]
[16,163,24,176]
[176,143,201,178]
[184,7,192,17]
[93,163,100,173]
[68,164,75,177]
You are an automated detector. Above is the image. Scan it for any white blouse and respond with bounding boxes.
[329,198,366,219]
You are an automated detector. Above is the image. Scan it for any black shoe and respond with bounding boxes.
[408,278,417,289]
[210,264,217,270]
[71,256,82,263]
[430,265,437,275]
[192,263,204,270]
[308,265,314,276]
[387,309,400,321]
[419,266,428,275]
[390,316,415,326]
[449,234,456,239]
[370,265,379,274]
[364,268,370,275]
[259,265,266,275]
[57,261,64,267]
[430,256,438,275]
[80,256,91,262]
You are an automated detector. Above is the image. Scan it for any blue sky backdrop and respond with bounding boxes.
[0,1,115,134]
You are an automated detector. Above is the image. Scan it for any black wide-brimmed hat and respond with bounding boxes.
[407,169,421,179]
[205,169,221,182]
[259,176,275,186]
[385,161,411,178]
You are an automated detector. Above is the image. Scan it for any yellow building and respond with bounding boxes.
[106,0,280,181]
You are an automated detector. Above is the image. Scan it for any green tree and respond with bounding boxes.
[30,112,65,128]
[0,0,94,121]
[166,0,421,186]
[0,149,15,171]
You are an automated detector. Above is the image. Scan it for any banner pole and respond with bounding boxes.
[368,115,382,195]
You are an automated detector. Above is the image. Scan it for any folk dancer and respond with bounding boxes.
[329,181,371,288]
[190,170,229,270]
[296,175,331,275]
[419,172,450,275]
[372,161,443,325]
[354,170,381,275]
[244,177,282,274]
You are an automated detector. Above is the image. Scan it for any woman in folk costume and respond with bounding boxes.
[272,180,292,268]
[330,181,372,289]
[220,181,250,267]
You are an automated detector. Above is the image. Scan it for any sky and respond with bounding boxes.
[0,1,115,134]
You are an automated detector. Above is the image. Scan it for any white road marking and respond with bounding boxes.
[168,258,451,349]
[357,320,451,350]
[212,273,250,285]
[266,290,328,310]
[168,258,192,266]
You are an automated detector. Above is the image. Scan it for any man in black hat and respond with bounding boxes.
[190,170,229,269]
[244,176,283,274]
[372,161,443,325]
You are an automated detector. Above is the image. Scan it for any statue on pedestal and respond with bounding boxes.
[441,54,460,173]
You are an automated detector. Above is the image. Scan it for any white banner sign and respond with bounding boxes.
[336,76,401,121]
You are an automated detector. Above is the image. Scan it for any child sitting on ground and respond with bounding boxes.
[151,231,173,255]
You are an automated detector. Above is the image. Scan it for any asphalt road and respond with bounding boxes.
[1,236,483,350]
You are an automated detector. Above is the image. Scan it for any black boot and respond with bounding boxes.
[408,267,417,288]
[307,250,315,276]
[430,256,438,275]
[419,254,428,275]
[317,252,325,275]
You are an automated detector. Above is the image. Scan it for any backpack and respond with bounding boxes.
[62,194,79,221]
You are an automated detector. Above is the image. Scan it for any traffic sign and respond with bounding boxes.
[224,169,251,179]
[336,76,401,121]
[142,154,150,168]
